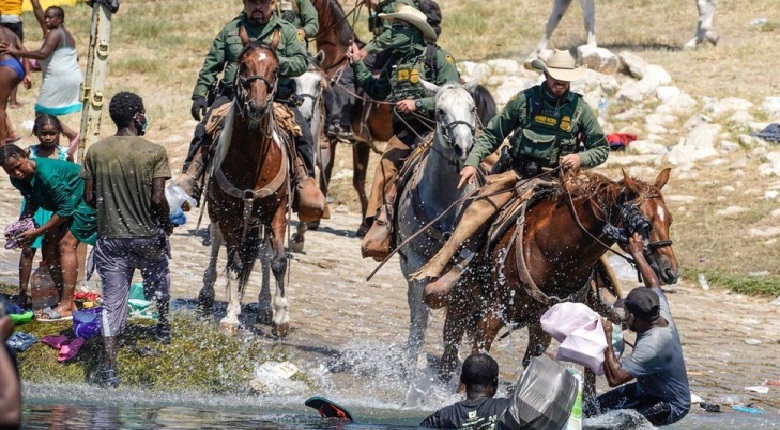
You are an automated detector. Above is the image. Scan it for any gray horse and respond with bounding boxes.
[395,81,480,368]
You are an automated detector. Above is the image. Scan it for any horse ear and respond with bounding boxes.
[270,29,281,51]
[315,50,325,64]
[420,79,441,96]
[239,24,250,46]
[621,168,640,194]
[463,68,485,91]
[654,168,671,190]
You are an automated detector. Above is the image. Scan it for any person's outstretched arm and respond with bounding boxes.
[30,0,47,35]
[626,232,661,290]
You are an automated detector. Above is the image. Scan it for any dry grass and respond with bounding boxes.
[9,0,779,294]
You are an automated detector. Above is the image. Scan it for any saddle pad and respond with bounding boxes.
[486,178,556,248]
[273,102,303,137]
[396,135,434,190]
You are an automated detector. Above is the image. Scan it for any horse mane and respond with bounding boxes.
[553,170,659,220]
[312,0,362,47]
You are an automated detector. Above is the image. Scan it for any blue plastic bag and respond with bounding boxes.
[73,307,103,339]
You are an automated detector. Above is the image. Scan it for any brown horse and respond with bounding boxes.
[310,0,496,233]
[439,168,678,380]
[197,40,291,336]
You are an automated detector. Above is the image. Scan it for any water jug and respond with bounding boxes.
[30,261,59,310]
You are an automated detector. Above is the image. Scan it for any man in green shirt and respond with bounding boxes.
[276,0,319,45]
[179,0,322,213]
[414,50,609,306]
[82,92,173,388]
[347,5,459,259]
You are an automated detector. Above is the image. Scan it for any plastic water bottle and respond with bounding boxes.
[698,273,710,291]
[597,96,608,118]
[31,261,59,311]
[566,367,583,430]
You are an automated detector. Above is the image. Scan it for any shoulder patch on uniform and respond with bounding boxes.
[509,95,517,101]
[445,54,455,65]
[297,32,305,42]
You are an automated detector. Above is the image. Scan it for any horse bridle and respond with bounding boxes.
[234,62,278,120]
[434,110,477,167]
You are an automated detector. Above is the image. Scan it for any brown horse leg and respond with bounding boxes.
[269,205,290,337]
[473,304,505,354]
[523,322,552,368]
[352,142,370,233]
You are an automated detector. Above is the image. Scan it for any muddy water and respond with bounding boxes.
[1,178,779,428]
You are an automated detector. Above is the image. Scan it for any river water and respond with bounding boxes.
[20,382,780,429]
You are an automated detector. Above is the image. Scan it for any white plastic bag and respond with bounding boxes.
[540,303,601,343]
[556,319,609,374]
[165,184,197,226]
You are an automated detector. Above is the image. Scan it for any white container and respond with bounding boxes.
[30,261,59,311]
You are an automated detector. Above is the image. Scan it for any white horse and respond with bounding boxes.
[291,53,328,253]
[395,81,479,368]
[531,0,718,59]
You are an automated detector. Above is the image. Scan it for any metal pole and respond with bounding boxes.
[77,2,112,163]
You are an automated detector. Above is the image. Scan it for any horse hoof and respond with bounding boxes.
[196,297,213,318]
[257,309,273,326]
[307,220,321,231]
[219,321,241,334]
[273,322,290,338]
[289,237,305,253]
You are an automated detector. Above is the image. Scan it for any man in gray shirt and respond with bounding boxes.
[596,233,690,426]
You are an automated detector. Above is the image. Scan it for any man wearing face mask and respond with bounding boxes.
[177,0,322,214]
[347,5,459,259]
[81,92,173,388]
[413,49,608,307]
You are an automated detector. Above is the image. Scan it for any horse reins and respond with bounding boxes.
[365,168,556,281]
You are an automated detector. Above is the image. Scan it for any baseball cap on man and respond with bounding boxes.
[623,288,660,321]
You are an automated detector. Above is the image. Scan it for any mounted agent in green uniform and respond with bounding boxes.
[415,49,609,304]
[176,0,322,211]
[347,5,459,259]
[276,0,319,44]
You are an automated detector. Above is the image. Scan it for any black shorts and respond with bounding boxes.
[2,22,23,41]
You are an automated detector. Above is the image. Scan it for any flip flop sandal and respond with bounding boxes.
[42,334,69,349]
[57,337,85,362]
[37,306,73,322]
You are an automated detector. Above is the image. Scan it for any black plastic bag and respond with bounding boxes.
[497,355,578,430]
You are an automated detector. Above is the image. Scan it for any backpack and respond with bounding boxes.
[417,0,442,37]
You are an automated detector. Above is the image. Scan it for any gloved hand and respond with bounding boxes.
[191,96,208,121]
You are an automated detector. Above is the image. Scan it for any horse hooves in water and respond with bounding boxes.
[289,235,305,253]
[257,308,273,326]
[196,293,214,318]
[273,322,291,338]
[306,220,321,231]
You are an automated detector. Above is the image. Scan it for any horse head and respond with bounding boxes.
[234,39,280,128]
[294,52,326,124]
[618,168,679,285]
[422,80,478,166]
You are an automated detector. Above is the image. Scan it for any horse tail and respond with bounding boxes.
[471,84,497,127]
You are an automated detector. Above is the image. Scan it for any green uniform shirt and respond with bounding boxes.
[192,13,308,100]
[351,42,459,120]
[11,158,97,245]
[276,0,319,38]
[364,0,417,53]
[80,136,171,239]
[465,85,608,170]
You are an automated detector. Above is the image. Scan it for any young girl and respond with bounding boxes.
[15,114,71,309]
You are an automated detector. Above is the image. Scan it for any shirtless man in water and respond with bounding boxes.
[0,22,30,144]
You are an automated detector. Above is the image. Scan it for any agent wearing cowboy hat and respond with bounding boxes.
[346,5,459,260]
[413,49,609,306]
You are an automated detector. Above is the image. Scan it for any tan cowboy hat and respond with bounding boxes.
[531,49,587,82]
[378,5,438,43]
